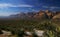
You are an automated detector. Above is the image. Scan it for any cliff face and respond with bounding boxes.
[45,10,53,19]
[52,13,60,19]
[33,11,46,19]
[33,10,53,19]
[33,10,60,20]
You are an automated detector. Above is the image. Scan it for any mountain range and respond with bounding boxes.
[0,10,60,20]
[8,10,60,20]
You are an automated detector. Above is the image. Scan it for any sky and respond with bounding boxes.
[0,0,60,16]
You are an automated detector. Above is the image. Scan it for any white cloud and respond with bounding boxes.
[0,3,33,8]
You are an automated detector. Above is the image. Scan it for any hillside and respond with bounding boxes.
[0,10,60,37]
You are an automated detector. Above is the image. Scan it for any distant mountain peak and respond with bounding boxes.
[1,10,60,20]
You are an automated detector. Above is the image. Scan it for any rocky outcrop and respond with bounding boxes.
[45,10,53,19]
[34,10,46,19]
[52,13,60,19]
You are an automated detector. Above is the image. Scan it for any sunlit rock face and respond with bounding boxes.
[45,10,53,19]
[2,30,12,35]
[24,31,32,36]
[33,10,46,19]
[45,10,49,13]
[33,10,54,19]
[0,30,12,37]
[52,14,60,19]
[24,30,33,37]
[52,11,60,19]
[33,29,45,37]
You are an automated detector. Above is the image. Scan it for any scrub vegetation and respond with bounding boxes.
[0,19,60,37]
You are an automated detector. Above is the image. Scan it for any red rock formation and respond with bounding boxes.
[34,10,45,19]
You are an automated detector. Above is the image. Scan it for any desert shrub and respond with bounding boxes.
[17,28,25,37]
[0,19,59,37]
[0,30,3,34]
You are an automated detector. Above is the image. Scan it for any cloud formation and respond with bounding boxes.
[0,3,33,8]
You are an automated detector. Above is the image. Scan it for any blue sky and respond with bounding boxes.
[0,0,60,16]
